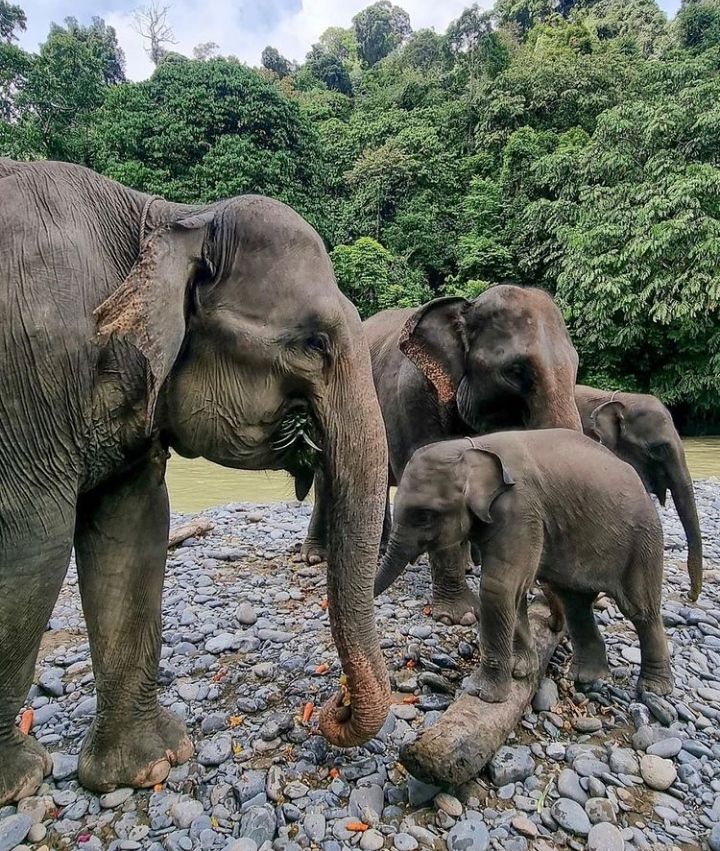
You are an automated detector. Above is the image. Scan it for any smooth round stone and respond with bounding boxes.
[622,647,642,665]
[550,799,591,836]
[585,798,616,824]
[394,833,418,851]
[608,748,639,775]
[532,678,559,712]
[587,822,625,851]
[647,738,683,759]
[99,788,133,808]
[0,815,32,851]
[511,816,538,838]
[488,746,535,786]
[446,818,489,851]
[573,717,602,734]
[557,769,588,805]
[360,829,384,851]
[709,824,720,851]
[640,755,677,791]
[435,792,463,818]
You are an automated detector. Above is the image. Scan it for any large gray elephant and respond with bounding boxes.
[303,285,582,624]
[576,385,703,601]
[0,159,389,804]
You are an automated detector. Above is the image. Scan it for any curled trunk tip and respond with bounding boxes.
[318,653,390,748]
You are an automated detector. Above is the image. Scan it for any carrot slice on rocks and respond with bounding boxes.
[315,663,329,675]
[18,709,33,735]
[347,822,369,832]
[301,702,314,724]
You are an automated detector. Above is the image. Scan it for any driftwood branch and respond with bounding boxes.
[400,601,564,787]
[168,518,214,549]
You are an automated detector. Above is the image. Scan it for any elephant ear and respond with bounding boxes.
[398,296,469,404]
[589,399,625,449]
[463,447,515,523]
[94,210,215,431]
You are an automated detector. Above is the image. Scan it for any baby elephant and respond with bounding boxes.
[376,429,673,703]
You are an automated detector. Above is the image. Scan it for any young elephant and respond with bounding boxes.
[376,429,673,703]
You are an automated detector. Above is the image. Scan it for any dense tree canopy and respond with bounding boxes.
[1,0,719,423]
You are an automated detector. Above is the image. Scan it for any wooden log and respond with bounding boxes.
[400,601,564,787]
[168,518,215,549]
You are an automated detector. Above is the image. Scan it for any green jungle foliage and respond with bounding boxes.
[2,0,720,421]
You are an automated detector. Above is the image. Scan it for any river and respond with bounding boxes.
[165,436,720,515]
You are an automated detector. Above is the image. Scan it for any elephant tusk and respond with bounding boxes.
[272,434,300,452]
[300,432,322,452]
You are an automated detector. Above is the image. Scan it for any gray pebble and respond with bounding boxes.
[488,746,535,786]
[551,798,591,836]
[99,788,133,808]
[446,818,489,851]
[587,822,625,851]
[0,815,32,851]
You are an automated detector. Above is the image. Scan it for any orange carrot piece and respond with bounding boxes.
[315,663,329,675]
[18,709,33,735]
[301,702,314,724]
[320,599,329,610]
[346,822,369,832]
[402,695,419,704]
[405,660,417,669]
[329,767,340,779]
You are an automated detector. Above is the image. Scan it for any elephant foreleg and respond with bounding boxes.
[554,589,610,686]
[74,447,192,793]
[429,541,480,626]
[301,471,328,565]
[0,499,75,804]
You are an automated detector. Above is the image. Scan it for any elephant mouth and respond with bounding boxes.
[272,406,322,500]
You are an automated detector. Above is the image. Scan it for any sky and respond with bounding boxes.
[18,0,683,82]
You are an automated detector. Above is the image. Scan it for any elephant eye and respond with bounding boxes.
[306,333,330,355]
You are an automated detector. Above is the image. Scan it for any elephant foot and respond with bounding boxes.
[637,672,674,697]
[463,668,511,703]
[570,656,610,685]
[0,730,52,805]
[512,646,539,680]
[78,706,193,793]
[301,537,326,566]
[431,586,481,626]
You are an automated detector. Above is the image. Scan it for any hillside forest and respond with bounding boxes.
[1,0,720,428]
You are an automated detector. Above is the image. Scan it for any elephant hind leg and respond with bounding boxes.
[512,594,539,679]
[74,447,192,793]
[0,499,75,804]
[555,590,610,685]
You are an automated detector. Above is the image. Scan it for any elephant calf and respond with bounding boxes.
[376,429,674,703]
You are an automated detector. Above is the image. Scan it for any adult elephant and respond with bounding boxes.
[576,385,703,601]
[0,159,389,804]
[304,285,582,624]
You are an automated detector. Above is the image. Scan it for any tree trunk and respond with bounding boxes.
[400,600,563,786]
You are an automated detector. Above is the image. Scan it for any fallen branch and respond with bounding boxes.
[400,601,564,787]
[168,518,214,549]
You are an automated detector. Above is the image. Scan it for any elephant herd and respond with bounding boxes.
[0,161,702,804]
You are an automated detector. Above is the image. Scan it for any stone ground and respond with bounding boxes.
[3,483,720,851]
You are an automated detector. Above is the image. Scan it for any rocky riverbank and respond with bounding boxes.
[3,481,720,851]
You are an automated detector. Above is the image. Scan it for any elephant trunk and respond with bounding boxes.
[317,327,390,748]
[668,455,703,601]
[527,379,582,432]
[374,535,415,596]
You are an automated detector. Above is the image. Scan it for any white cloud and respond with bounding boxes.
[106,0,489,81]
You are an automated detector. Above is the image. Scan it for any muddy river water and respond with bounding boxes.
[165,437,720,515]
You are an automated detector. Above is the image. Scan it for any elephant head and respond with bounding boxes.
[95,195,390,746]
[375,440,514,595]
[398,284,582,433]
[585,390,702,601]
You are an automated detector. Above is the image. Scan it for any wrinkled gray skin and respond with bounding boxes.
[303,286,582,625]
[377,430,673,703]
[576,385,703,601]
[0,159,389,804]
